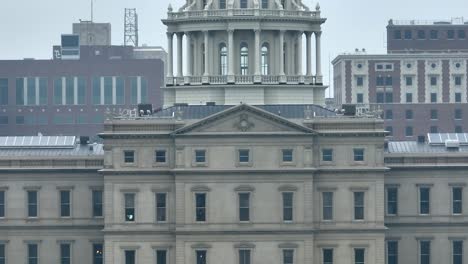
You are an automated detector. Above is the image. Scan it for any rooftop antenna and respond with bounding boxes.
[91,0,94,22]
[124,8,139,47]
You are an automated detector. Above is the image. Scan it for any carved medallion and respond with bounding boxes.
[234,114,254,132]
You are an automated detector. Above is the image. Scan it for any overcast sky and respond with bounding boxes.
[0,0,466,95]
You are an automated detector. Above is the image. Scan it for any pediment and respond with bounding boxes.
[173,104,314,135]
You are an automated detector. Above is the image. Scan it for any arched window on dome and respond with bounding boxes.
[219,43,228,75]
[219,0,226,9]
[261,43,270,75]
[240,43,249,75]
[240,0,248,8]
[262,0,268,9]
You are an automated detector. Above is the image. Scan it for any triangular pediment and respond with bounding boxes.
[172,104,315,135]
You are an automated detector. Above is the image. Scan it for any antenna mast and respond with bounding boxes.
[124,8,139,47]
[91,0,94,22]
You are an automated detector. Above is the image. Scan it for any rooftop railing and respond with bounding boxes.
[390,17,466,26]
[167,9,320,20]
[166,75,318,86]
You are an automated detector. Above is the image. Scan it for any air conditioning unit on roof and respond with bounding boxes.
[445,139,460,149]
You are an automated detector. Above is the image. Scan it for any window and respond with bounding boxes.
[356,76,363,86]
[157,250,167,264]
[387,241,398,264]
[239,192,250,221]
[0,116,6,125]
[356,93,363,103]
[156,193,167,222]
[405,110,413,120]
[261,0,268,8]
[130,76,148,104]
[196,250,207,264]
[322,149,333,162]
[195,150,206,163]
[124,193,136,221]
[238,149,250,163]
[93,244,103,264]
[354,248,365,264]
[219,44,228,75]
[0,191,4,218]
[376,76,384,86]
[387,187,398,215]
[385,92,393,103]
[430,30,438,39]
[92,77,100,105]
[376,92,384,103]
[77,77,85,105]
[0,79,8,105]
[116,77,125,105]
[240,44,249,75]
[430,126,438,133]
[103,77,112,105]
[65,77,74,105]
[322,192,333,220]
[27,190,38,217]
[354,192,364,220]
[385,110,393,120]
[455,93,462,103]
[419,187,430,215]
[240,0,247,8]
[430,76,437,86]
[458,30,466,39]
[394,30,401,39]
[386,126,393,136]
[420,241,430,264]
[452,187,462,215]
[155,150,167,163]
[124,150,135,163]
[16,78,24,105]
[219,0,226,9]
[282,149,293,162]
[453,241,463,264]
[282,192,293,221]
[455,109,462,120]
[385,64,393,70]
[406,76,413,86]
[28,244,38,264]
[406,93,413,103]
[430,109,438,120]
[455,126,463,133]
[385,76,393,86]
[404,30,412,39]
[448,30,455,39]
[60,243,71,264]
[195,193,206,222]
[455,76,462,86]
[283,249,293,264]
[353,148,364,162]
[92,190,103,217]
[405,126,413,137]
[376,64,384,70]
[261,44,269,75]
[430,93,437,103]
[323,249,333,264]
[60,190,71,217]
[418,30,426,39]
[0,244,4,264]
[239,249,251,264]
[125,250,136,264]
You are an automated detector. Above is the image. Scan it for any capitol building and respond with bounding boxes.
[0,1,466,264]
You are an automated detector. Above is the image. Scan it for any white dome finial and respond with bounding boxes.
[315,2,320,11]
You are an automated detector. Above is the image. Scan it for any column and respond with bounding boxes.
[185,32,192,84]
[203,30,210,77]
[167,33,174,78]
[296,31,303,76]
[227,29,235,83]
[279,30,286,83]
[305,32,312,77]
[177,33,184,78]
[315,31,323,84]
[254,29,261,83]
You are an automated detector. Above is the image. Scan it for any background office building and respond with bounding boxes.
[333,18,468,140]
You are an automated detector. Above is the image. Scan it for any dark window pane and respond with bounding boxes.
[387,188,398,215]
[283,249,294,264]
[125,193,135,221]
[157,250,167,264]
[239,249,251,264]
[156,150,166,163]
[239,193,250,221]
[156,193,167,222]
[195,150,206,163]
[27,191,37,217]
[420,241,430,264]
[125,250,135,264]
[239,150,250,163]
[282,149,293,162]
[283,192,293,221]
[453,187,462,214]
[323,192,333,220]
[196,250,207,264]
[93,244,103,264]
[0,191,4,218]
[323,249,333,264]
[387,241,398,264]
[60,190,71,217]
[354,248,365,264]
[322,149,333,162]
[420,188,430,214]
[354,192,364,220]
[124,151,135,163]
[93,190,103,217]
[61,244,71,264]
[195,193,206,222]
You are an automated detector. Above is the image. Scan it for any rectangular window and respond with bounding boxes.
[282,149,293,162]
[376,76,384,86]
[453,241,463,264]
[196,250,207,264]
[430,126,438,133]
[28,244,38,264]
[65,77,74,105]
[455,93,462,103]
[354,248,365,264]
[125,250,136,264]
[195,150,206,163]
[354,192,365,220]
[104,77,112,105]
[156,193,167,222]
[386,126,393,136]
[60,190,71,217]
[458,30,466,39]
[387,241,398,264]
[323,248,333,264]
[27,190,38,217]
[0,116,9,125]
[405,110,413,120]
[38,77,47,105]
[430,109,438,120]
[406,93,413,103]
[430,76,437,86]
[353,148,364,162]
[385,92,393,103]
[406,76,413,86]
[0,244,5,264]
[54,78,63,105]
[455,76,462,86]
[430,93,437,103]
[130,77,138,104]
[155,150,167,163]
[430,30,438,39]
[404,30,412,39]
[0,191,4,218]
[283,249,293,264]
[394,30,401,40]
[385,110,393,120]
[282,192,293,222]
[455,126,463,133]
[16,78,25,105]
[238,149,250,163]
[387,187,398,215]
[385,76,393,86]
[405,126,413,137]
[141,78,148,104]
[239,192,250,221]
[195,193,206,222]
[77,77,86,105]
[356,76,363,86]
[418,30,426,39]
[116,77,124,105]
[124,150,135,163]
[239,249,251,264]
[220,0,227,9]
[93,244,103,264]
[124,193,136,222]
[357,93,363,103]
[455,109,462,120]
[60,243,71,264]
[0,78,7,105]
[452,187,462,215]
[420,241,430,264]
[376,92,384,103]
[322,192,333,220]
[322,149,333,162]
[261,0,268,9]
[92,77,100,105]
[92,190,103,217]
[27,77,35,105]
[448,30,455,39]
[419,187,430,215]
[157,250,167,264]
[240,0,247,8]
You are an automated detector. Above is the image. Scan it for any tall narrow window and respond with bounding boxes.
[125,250,136,264]
[387,187,398,215]
[354,192,364,220]
[157,250,167,264]
[282,192,293,222]
[116,77,125,104]
[156,193,167,222]
[77,77,86,105]
[420,241,430,264]
[103,77,112,105]
[60,190,71,217]
[387,241,398,264]
[322,192,333,220]
[452,187,462,215]
[202,44,206,74]
[262,0,268,8]
[195,193,206,222]
[65,77,74,105]
[453,240,463,264]
[0,191,4,218]
[239,193,250,221]
[240,0,248,8]
[261,44,269,75]
[240,44,249,75]
[92,190,103,217]
[60,243,71,264]
[124,193,136,222]
[239,249,251,264]
[196,250,207,264]
[219,0,226,9]
[92,77,100,105]
[219,44,228,75]
[28,244,38,264]
[419,187,430,215]
[354,248,365,264]
[53,78,62,105]
[0,78,8,106]
[323,248,333,264]
[0,244,5,264]
[283,249,293,264]
[27,190,38,217]
[93,244,103,264]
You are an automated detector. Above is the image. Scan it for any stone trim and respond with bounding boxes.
[448,236,467,240]
[349,186,369,191]
[56,240,75,244]
[278,185,298,192]
[151,245,173,249]
[151,187,173,193]
[278,243,299,249]
[191,243,212,249]
[120,245,141,250]
[190,186,211,192]
[234,185,255,192]
[385,237,401,241]
[56,186,75,190]
[23,186,41,191]
[0,186,9,191]
[120,188,140,193]
[385,184,401,188]
[415,236,434,240]
[234,242,256,249]
[317,187,338,191]
[448,183,467,187]
[415,183,434,187]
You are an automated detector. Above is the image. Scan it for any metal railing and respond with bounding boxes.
[167,75,319,85]
[167,9,320,20]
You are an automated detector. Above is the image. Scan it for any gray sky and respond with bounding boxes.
[0,0,466,95]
